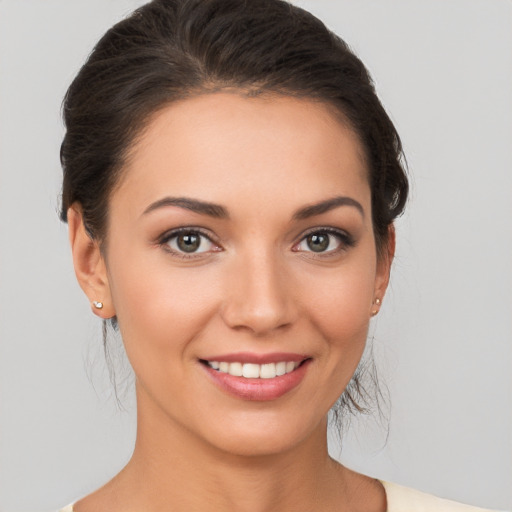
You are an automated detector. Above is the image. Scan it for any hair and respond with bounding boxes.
[60,0,408,422]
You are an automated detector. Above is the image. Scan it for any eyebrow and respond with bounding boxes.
[142,197,229,219]
[142,195,364,221]
[292,196,365,220]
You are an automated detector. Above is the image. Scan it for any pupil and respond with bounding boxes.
[307,233,329,252]
[177,233,200,252]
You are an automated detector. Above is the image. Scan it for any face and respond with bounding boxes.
[72,92,391,456]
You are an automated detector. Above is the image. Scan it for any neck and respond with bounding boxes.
[108,385,351,512]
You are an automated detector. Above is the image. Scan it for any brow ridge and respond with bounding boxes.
[293,196,364,220]
[143,195,363,221]
[142,197,228,219]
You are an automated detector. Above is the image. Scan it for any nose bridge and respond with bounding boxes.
[221,243,295,335]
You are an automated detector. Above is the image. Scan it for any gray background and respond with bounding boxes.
[0,1,511,511]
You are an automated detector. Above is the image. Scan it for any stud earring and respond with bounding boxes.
[92,301,104,309]
[371,297,381,316]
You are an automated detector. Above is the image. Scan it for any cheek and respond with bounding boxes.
[106,251,221,362]
[303,262,376,401]
[300,260,376,345]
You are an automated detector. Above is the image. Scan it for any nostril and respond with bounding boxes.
[221,304,295,335]
[219,263,298,335]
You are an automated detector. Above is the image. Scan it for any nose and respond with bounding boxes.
[220,249,297,336]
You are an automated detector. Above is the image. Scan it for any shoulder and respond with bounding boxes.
[56,481,506,512]
[381,481,502,512]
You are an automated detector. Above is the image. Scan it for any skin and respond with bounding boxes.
[68,92,393,512]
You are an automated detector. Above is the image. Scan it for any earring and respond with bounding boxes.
[92,301,104,310]
[371,297,381,316]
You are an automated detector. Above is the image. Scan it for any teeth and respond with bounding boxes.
[230,361,243,376]
[207,360,300,378]
[241,363,259,378]
[260,363,276,379]
[275,361,286,376]
[286,361,295,373]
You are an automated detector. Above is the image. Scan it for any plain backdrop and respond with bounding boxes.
[0,1,511,511]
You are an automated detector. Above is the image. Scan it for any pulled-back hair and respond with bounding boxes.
[60,0,407,255]
[60,0,408,421]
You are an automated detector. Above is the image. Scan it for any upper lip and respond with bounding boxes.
[199,352,309,364]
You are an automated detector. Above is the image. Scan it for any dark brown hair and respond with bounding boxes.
[60,0,408,420]
[60,0,407,253]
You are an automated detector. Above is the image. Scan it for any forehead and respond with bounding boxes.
[114,92,370,216]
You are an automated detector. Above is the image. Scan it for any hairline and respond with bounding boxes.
[98,86,373,251]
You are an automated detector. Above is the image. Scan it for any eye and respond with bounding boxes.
[293,229,353,254]
[161,229,219,256]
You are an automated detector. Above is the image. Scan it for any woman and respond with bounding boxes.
[53,0,502,511]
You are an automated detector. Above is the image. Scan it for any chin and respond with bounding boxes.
[194,410,326,458]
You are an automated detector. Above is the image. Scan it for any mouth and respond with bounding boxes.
[200,360,304,379]
[199,354,311,401]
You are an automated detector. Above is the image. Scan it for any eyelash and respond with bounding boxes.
[157,226,355,259]
[158,227,221,259]
[292,227,355,257]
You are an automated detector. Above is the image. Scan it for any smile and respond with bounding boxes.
[205,360,300,379]
[200,355,311,401]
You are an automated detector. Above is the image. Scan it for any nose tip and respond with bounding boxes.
[220,257,296,336]
[225,301,292,335]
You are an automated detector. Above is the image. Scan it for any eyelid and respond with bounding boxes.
[292,226,355,254]
[157,226,222,257]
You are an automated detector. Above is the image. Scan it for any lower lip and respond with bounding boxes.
[202,360,311,401]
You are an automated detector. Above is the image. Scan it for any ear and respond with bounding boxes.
[371,224,395,316]
[67,204,115,319]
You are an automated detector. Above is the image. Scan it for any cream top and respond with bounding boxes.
[58,481,500,511]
